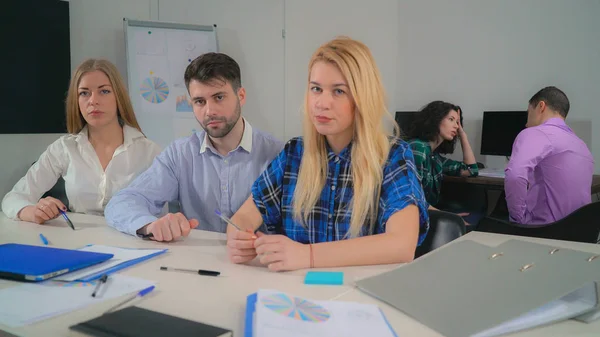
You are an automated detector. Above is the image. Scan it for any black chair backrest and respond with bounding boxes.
[41,176,69,211]
[482,201,600,244]
[539,201,600,243]
[31,161,69,210]
[415,210,466,258]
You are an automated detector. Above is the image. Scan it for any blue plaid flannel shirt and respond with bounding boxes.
[251,137,429,245]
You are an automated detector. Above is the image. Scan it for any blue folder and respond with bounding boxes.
[0,243,113,282]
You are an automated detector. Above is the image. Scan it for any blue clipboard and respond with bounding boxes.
[244,292,398,337]
[75,245,167,282]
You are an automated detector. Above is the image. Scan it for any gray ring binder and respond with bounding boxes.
[355,239,600,337]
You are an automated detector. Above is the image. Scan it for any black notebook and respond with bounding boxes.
[69,306,232,337]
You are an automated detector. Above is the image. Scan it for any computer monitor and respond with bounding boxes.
[480,111,527,156]
[395,111,418,139]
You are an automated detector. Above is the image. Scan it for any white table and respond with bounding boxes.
[0,213,598,337]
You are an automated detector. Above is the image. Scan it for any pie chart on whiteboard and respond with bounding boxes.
[140,76,169,103]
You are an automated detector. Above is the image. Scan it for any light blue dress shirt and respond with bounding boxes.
[105,119,284,235]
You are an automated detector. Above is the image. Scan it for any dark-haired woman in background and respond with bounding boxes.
[405,101,482,228]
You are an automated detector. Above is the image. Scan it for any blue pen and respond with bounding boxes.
[59,209,76,230]
[214,209,256,233]
[39,233,49,245]
[104,285,155,314]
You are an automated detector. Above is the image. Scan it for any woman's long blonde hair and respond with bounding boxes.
[65,59,142,134]
[293,37,398,238]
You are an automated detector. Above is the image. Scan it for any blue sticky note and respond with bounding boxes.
[304,271,344,285]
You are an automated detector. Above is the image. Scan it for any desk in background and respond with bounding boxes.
[1,213,599,337]
[443,174,600,216]
[444,174,600,194]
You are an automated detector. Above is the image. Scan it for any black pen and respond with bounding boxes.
[160,266,220,277]
[91,274,109,297]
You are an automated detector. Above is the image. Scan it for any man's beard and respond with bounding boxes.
[199,99,241,138]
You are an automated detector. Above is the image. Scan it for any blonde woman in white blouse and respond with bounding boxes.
[1,59,161,224]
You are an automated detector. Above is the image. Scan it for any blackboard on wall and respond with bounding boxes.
[1,0,71,134]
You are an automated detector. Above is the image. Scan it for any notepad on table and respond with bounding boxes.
[70,306,232,337]
[0,274,155,327]
[53,245,167,282]
[245,289,397,337]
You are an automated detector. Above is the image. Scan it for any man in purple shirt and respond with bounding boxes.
[505,86,594,225]
[481,87,594,233]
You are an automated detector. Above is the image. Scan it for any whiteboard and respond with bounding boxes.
[123,18,218,148]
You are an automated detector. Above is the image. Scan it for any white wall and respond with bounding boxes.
[0,134,63,198]
[396,0,600,170]
[69,0,154,78]
[2,0,599,198]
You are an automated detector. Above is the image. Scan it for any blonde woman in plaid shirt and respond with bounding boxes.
[225,37,429,272]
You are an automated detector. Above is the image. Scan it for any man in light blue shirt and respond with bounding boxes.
[105,53,283,241]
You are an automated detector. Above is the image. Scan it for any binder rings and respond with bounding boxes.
[355,239,600,337]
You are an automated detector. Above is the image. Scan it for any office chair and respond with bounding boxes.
[415,210,466,258]
[29,161,70,211]
[477,201,600,244]
[40,176,70,211]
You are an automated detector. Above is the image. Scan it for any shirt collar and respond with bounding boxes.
[75,124,144,147]
[542,117,567,127]
[199,118,253,154]
[326,140,352,163]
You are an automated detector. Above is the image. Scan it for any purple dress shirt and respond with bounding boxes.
[505,118,594,225]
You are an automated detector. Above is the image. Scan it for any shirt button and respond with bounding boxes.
[328,214,332,219]
[331,185,336,191]
[222,185,227,191]
[334,157,340,163]
[224,159,228,164]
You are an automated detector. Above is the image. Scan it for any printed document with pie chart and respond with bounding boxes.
[255,289,396,337]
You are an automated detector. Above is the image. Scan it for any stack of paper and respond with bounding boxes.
[0,274,155,327]
[478,168,505,178]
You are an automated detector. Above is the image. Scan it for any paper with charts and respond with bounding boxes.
[127,24,217,148]
[255,289,397,337]
[0,274,155,327]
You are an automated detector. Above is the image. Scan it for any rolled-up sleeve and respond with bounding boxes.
[379,143,430,246]
[441,157,479,177]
